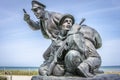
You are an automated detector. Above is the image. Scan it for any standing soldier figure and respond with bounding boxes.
[23,0,63,61]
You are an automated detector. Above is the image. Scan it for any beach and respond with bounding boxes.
[0,66,120,80]
[1,71,120,80]
[4,75,32,80]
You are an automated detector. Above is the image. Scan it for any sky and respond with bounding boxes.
[0,0,120,67]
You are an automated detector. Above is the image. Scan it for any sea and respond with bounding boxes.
[0,66,38,71]
[100,66,120,72]
[0,66,120,72]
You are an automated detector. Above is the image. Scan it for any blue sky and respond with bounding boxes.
[0,0,120,67]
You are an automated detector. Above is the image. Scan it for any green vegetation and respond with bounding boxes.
[0,70,38,76]
[1,70,120,76]
[105,71,120,75]
[0,76,7,80]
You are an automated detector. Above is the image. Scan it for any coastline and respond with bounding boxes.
[0,66,120,80]
[1,71,120,80]
[0,71,120,80]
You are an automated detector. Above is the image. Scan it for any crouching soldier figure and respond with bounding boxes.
[39,14,102,77]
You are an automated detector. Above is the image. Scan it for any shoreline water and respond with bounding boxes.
[0,66,38,71]
[100,66,120,72]
[1,66,120,71]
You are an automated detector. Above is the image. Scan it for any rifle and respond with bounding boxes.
[79,18,85,25]
[47,38,68,76]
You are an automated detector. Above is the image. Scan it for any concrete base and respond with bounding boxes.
[31,74,120,80]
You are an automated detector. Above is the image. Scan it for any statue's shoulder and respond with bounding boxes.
[48,11,63,18]
[50,11,62,15]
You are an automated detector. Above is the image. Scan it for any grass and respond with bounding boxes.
[0,76,7,80]
[0,70,120,76]
[0,70,38,76]
[104,71,120,75]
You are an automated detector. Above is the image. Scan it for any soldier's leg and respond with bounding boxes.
[76,39,101,77]
[64,50,83,75]
[84,57,102,74]
[38,62,49,76]
[77,60,94,77]
[85,39,102,74]
[77,57,101,77]
[39,53,54,76]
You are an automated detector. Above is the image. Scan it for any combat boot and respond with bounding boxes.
[76,62,94,77]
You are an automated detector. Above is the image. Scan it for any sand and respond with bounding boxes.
[4,72,120,80]
[6,75,32,80]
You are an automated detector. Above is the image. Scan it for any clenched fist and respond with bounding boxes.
[24,13,30,22]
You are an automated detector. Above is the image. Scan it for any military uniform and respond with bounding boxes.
[25,1,63,61]
[39,15,102,77]
[53,24,101,77]
[38,24,85,76]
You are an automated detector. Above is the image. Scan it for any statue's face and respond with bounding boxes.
[62,18,73,30]
[32,4,44,19]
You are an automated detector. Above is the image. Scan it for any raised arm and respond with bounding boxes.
[24,12,41,30]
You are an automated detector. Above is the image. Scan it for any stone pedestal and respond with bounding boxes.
[31,74,120,80]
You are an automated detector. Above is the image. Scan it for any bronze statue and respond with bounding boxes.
[23,0,103,78]
[38,14,102,77]
[23,0,63,61]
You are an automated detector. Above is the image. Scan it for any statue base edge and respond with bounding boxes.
[31,74,120,80]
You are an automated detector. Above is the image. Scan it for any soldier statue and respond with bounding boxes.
[38,14,102,77]
[23,0,63,61]
[23,0,102,78]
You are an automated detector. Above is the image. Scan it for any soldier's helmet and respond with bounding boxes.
[58,14,75,27]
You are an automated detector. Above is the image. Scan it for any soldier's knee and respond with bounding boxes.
[65,50,82,66]
[65,50,81,58]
